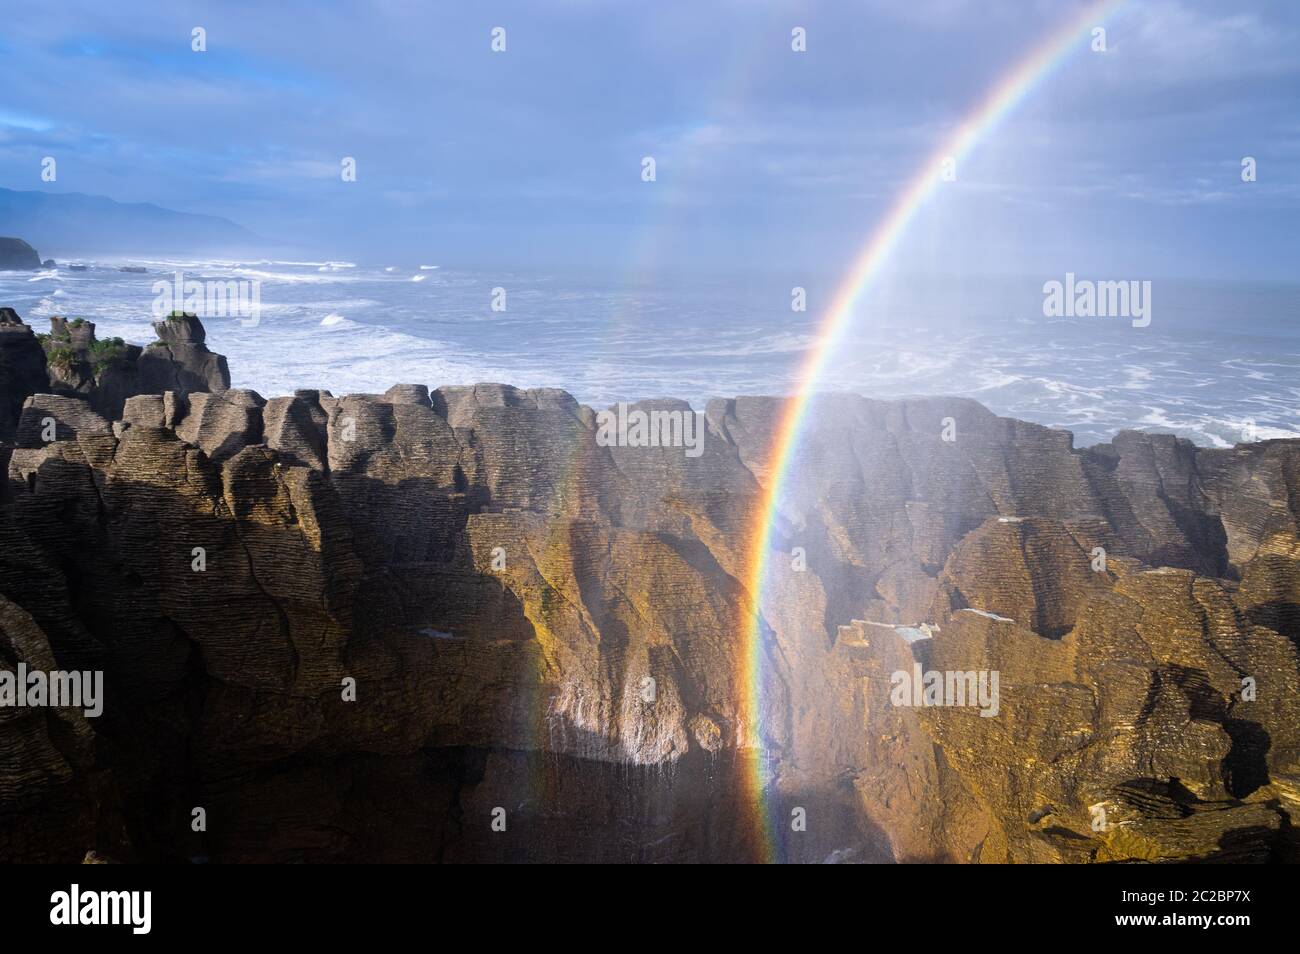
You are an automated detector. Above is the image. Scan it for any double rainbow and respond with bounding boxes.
[738,0,1123,861]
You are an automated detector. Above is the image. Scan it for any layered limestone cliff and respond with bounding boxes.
[1,309,1297,863]
[37,312,230,422]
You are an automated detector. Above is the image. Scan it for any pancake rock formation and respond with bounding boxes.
[0,308,1297,863]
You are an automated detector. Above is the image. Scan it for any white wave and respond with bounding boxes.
[410,274,426,282]
[1033,377,1105,398]
[1254,424,1300,440]
[320,313,349,328]
[970,371,1023,392]
[419,264,440,270]
[1121,365,1154,390]
[124,258,235,270]
[240,259,357,268]
[1139,406,1180,429]
[215,323,531,401]
[693,332,815,357]
[225,268,351,285]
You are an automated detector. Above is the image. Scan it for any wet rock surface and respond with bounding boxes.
[0,310,1297,862]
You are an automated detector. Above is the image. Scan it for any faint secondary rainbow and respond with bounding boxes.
[739,0,1123,861]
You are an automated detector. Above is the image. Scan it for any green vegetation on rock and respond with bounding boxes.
[46,346,78,373]
[89,337,128,375]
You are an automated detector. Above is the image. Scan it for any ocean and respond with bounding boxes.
[2,258,1297,448]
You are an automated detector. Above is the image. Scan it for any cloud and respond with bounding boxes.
[0,0,1293,275]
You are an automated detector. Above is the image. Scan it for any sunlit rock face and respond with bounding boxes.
[1,310,1297,863]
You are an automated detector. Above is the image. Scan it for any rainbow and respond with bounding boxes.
[738,0,1123,862]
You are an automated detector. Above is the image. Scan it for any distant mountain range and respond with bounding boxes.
[0,187,261,258]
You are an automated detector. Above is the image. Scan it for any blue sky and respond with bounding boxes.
[0,0,1297,277]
